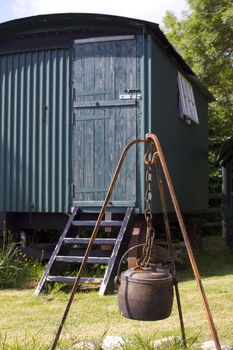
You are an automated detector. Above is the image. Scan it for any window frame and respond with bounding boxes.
[177,71,199,125]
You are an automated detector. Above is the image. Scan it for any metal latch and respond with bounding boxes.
[119,89,142,100]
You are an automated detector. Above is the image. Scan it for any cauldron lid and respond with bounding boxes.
[121,267,172,283]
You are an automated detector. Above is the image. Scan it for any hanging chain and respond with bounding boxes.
[136,141,158,269]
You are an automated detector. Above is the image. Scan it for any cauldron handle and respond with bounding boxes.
[114,243,145,286]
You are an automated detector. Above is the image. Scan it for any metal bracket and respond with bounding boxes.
[119,89,142,100]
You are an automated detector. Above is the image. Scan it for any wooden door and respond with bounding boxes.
[72,36,140,206]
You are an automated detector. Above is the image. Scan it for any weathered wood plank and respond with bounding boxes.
[73,200,136,207]
[125,39,137,202]
[114,39,126,201]
[73,119,84,201]
[64,238,116,245]
[94,119,105,201]
[46,276,101,284]
[84,43,95,202]
[114,106,126,201]
[75,114,110,121]
[73,44,85,201]
[94,42,105,202]
[72,220,122,227]
[55,256,110,263]
[74,100,136,108]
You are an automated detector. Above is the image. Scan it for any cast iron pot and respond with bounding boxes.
[117,267,173,321]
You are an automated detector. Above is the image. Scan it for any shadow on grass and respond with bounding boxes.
[176,235,233,282]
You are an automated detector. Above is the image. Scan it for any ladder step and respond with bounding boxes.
[46,276,102,284]
[72,220,122,227]
[35,206,134,296]
[55,256,110,264]
[79,208,127,214]
[63,238,116,245]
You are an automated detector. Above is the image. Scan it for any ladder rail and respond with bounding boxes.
[34,207,79,295]
[99,207,134,295]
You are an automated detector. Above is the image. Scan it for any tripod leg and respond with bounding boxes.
[174,279,187,348]
[154,158,187,348]
[147,134,221,350]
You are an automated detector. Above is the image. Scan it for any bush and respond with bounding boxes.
[0,230,43,289]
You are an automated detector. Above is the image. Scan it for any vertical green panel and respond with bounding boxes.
[0,49,71,212]
[150,39,209,212]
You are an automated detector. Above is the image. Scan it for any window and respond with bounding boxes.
[177,71,199,125]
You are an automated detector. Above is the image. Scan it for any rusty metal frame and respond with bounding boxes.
[154,155,186,347]
[51,134,221,350]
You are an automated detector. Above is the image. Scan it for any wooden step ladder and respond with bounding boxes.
[35,207,134,296]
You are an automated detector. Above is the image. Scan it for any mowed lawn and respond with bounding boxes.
[0,237,233,349]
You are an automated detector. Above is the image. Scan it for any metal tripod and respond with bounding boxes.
[51,133,221,350]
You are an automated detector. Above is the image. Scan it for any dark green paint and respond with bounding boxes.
[0,15,210,214]
[150,40,208,212]
[0,50,71,212]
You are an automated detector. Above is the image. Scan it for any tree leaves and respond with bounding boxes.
[163,0,233,191]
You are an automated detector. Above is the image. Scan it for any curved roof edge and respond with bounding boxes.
[0,13,214,101]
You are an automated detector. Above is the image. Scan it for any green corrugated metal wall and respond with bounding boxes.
[150,39,208,212]
[0,49,71,212]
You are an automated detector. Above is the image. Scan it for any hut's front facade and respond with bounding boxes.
[0,13,213,231]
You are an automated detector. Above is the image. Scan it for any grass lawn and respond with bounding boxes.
[0,236,233,349]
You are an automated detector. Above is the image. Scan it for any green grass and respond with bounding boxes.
[0,230,44,289]
[0,236,232,349]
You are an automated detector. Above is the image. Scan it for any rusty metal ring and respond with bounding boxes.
[144,151,159,165]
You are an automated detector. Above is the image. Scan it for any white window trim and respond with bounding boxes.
[177,71,199,125]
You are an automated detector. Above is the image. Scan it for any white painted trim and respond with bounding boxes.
[74,35,135,44]
[177,71,199,124]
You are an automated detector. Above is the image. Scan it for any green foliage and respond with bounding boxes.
[84,263,107,278]
[0,230,43,289]
[163,0,233,192]
[0,231,19,288]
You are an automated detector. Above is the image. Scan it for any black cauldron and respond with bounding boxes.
[117,267,173,321]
